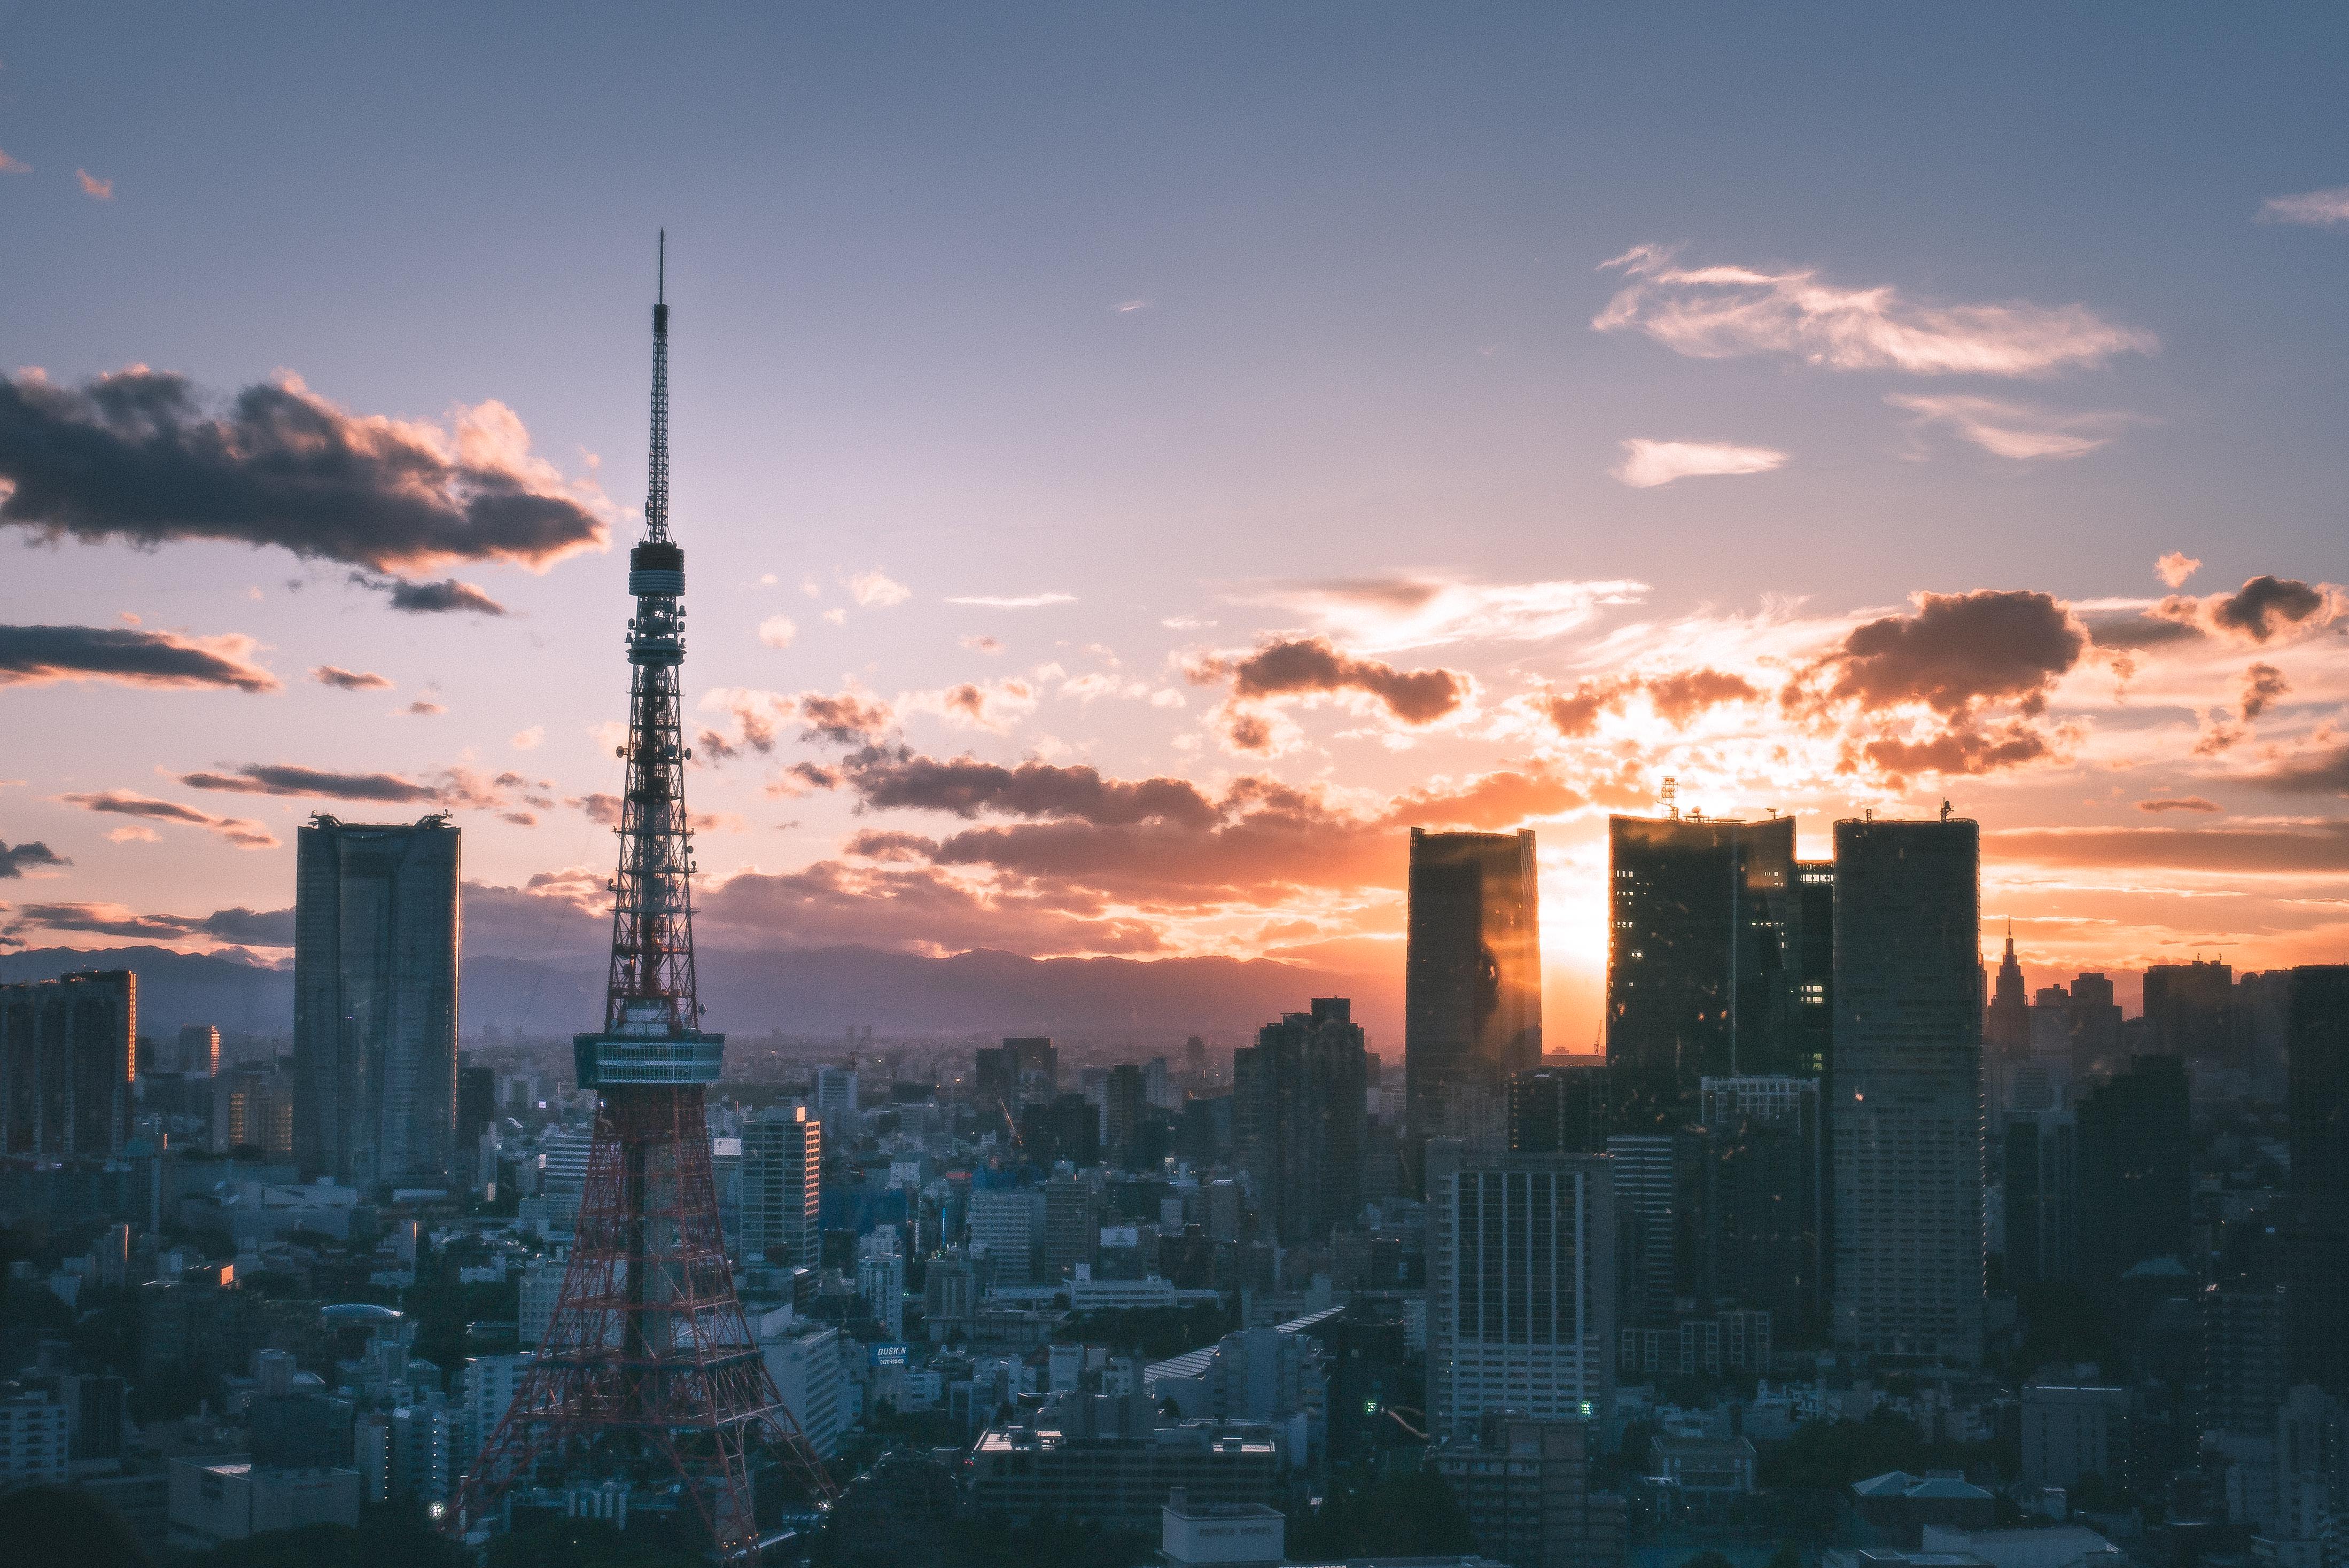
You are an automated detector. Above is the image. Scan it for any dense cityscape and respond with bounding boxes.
[5,10,2348,1568]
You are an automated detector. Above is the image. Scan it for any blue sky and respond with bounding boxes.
[4,4,2346,1039]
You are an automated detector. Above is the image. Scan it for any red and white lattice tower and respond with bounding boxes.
[449,237,836,1560]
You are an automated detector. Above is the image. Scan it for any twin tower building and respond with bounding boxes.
[1413,811,1984,1439]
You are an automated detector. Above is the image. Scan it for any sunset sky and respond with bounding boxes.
[4,6,2347,1043]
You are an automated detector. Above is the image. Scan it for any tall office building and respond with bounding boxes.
[2067,974,2124,1078]
[1830,815,1985,1366]
[1604,1133,1689,1326]
[1405,829,1542,1172]
[1233,998,1369,1246]
[1606,813,1802,1133]
[1426,1142,1613,1438]
[1510,1060,1611,1155]
[0,970,135,1158]
[2075,1055,2190,1290]
[1698,1074,1825,1337]
[2288,966,2349,1396]
[176,1024,221,1078]
[2002,1109,2075,1289]
[293,814,461,1189]
[740,1104,822,1267]
[2145,960,2234,1066]
[1041,1175,1097,1281]
[1985,930,2029,1062]
[1795,862,1834,1079]
[1105,1063,1147,1167]
[974,1036,1059,1130]
[813,1066,858,1133]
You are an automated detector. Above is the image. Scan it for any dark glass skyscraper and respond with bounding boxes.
[2074,1054,2190,1290]
[2145,959,2234,1066]
[1510,1059,1611,1155]
[1830,815,1984,1366]
[293,814,461,1189]
[2288,966,2349,1396]
[1605,813,1801,1132]
[1404,829,1542,1171]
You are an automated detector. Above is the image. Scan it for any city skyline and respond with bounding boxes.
[5,7,2349,1048]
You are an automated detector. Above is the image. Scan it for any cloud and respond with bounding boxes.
[1992,821,2349,876]
[1541,667,1763,737]
[696,685,898,762]
[1233,576,1646,652]
[834,749,1220,828]
[569,792,622,827]
[944,592,1076,609]
[1798,589,2086,719]
[2246,744,2349,797]
[356,575,510,615]
[1593,244,2154,376]
[2108,576,2344,651]
[1885,394,2140,459]
[405,700,445,716]
[848,570,911,607]
[0,840,69,878]
[0,367,608,578]
[2209,576,2337,642]
[697,859,1166,959]
[180,763,440,803]
[896,679,1038,736]
[962,635,1002,654]
[312,665,391,691]
[2137,797,2222,814]
[0,151,28,174]
[2241,662,2290,720]
[2260,188,2349,228]
[2157,552,2201,589]
[0,622,279,692]
[1195,636,1472,728]
[6,901,295,948]
[57,789,279,848]
[759,615,797,649]
[76,169,112,200]
[1611,439,1787,488]
[1859,723,2052,781]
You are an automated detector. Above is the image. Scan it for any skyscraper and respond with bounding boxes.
[1698,1074,1825,1337]
[1830,815,1985,1366]
[2144,959,2234,1066]
[1985,929,2029,1062]
[0,970,134,1158]
[1425,1142,1613,1438]
[2288,966,2349,1397]
[1233,997,1369,1246]
[739,1104,822,1267]
[2074,1055,2190,1290]
[974,1036,1058,1132]
[293,814,461,1189]
[1605,813,1801,1133]
[1405,829,1542,1172]
[1509,1060,1611,1155]
[1105,1063,1147,1167]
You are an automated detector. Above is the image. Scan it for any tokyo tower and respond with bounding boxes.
[449,237,837,1559]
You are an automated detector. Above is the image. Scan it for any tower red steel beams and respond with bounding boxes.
[446,241,836,1561]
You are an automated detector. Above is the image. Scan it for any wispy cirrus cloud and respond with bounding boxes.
[0,623,278,692]
[1232,575,1647,652]
[1886,394,2142,459]
[57,789,278,848]
[1594,244,2155,376]
[945,592,1076,609]
[1612,438,1787,488]
[2259,187,2349,228]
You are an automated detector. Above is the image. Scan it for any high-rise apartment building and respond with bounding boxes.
[1233,998,1368,1246]
[1606,813,1802,1134]
[1405,829,1542,1172]
[1604,1133,1689,1327]
[1698,1074,1824,1337]
[1041,1175,1097,1281]
[1830,815,1985,1366]
[1795,862,1834,1080]
[969,1188,1041,1285]
[292,815,460,1189]
[740,1104,821,1268]
[0,970,135,1158]
[1425,1142,1614,1438]
[1510,1060,1611,1156]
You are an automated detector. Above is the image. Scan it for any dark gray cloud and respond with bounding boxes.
[2248,745,2349,797]
[352,574,510,615]
[0,839,69,877]
[837,748,1220,828]
[2137,797,2222,814]
[58,789,278,848]
[312,665,392,691]
[1201,636,1471,726]
[1543,667,1762,737]
[1801,590,2084,718]
[0,623,277,691]
[2241,662,2290,720]
[180,763,440,803]
[0,368,606,573]
[2213,576,2329,642]
[5,901,294,945]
